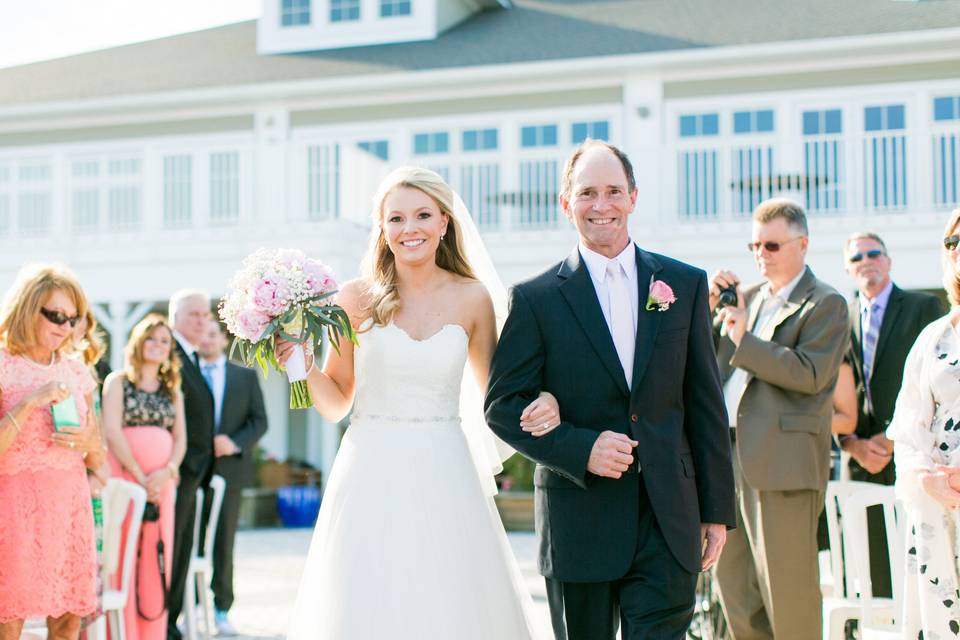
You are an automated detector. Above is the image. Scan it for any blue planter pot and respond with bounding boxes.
[276,485,321,527]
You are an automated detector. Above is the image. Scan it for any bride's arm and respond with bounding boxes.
[464,284,561,435]
[277,279,364,423]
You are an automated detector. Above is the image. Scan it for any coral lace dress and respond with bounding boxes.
[0,349,97,622]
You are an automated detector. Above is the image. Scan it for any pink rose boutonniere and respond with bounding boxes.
[646,277,677,312]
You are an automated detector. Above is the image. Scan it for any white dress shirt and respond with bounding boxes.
[579,241,639,334]
[578,240,639,379]
[723,269,806,427]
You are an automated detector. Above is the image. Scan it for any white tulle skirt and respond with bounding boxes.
[286,417,546,640]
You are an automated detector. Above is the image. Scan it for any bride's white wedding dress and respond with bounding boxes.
[286,322,546,639]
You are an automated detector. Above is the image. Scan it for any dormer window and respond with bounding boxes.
[331,0,361,22]
[280,0,311,27]
[381,0,412,17]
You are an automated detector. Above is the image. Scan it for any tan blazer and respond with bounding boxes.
[716,267,850,491]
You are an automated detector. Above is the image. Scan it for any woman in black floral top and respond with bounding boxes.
[101,314,185,640]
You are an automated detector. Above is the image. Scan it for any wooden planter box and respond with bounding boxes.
[257,461,291,490]
[238,487,280,529]
[494,491,535,532]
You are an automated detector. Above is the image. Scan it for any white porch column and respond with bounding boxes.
[254,108,290,223]
[92,300,154,372]
[623,76,665,227]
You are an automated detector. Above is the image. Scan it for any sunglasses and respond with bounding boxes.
[848,249,885,263]
[747,236,804,253]
[945,234,960,251]
[40,307,81,328]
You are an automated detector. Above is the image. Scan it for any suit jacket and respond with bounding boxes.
[213,362,268,489]
[847,285,944,481]
[715,266,849,492]
[175,341,216,481]
[485,245,736,581]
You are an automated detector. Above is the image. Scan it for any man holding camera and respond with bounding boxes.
[711,199,849,640]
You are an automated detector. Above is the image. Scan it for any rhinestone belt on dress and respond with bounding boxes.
[351,413,460,423]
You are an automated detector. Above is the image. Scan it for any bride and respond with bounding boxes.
[280,167,559,639]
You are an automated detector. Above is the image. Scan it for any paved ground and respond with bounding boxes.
[224,528,550,639]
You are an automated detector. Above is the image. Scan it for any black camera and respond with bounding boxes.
[143,502,160,522]
[717,285,739,309]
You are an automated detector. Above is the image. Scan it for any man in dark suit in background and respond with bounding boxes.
[485,141,735,640]
[197,320,268,636]
[841,232,944,596]
[167,289,215,640]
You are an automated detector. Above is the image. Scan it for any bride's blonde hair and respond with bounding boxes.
[362,167,477,326]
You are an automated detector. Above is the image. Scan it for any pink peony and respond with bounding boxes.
[252,279,287,316]
[234,308,272,341]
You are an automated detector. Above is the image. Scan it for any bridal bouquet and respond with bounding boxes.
[219,248,357,409]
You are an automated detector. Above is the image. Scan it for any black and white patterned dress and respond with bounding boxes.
[888,315,960,638]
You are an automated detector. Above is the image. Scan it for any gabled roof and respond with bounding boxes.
[1,0,959,108]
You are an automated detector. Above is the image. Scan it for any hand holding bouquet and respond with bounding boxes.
[219,248,357,409]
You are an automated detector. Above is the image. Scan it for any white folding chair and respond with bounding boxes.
[844,485,905,639]
[182,475,226,640]
[822,479,876,639]
[99,479,148,640]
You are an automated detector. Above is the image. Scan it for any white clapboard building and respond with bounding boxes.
[1,0,959,479]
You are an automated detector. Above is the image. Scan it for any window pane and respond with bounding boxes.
[934,97,956,121]
[380,0,411,16]
[482,129,498,150]
[463,130,477,151]
[331,0,360,21]
[521,126,537,148]
[864,106,882,132]
[802,111,820,136]
[543,125,558,146]
[571,123,587,144]
[824,109,842,134]
[679,115,696,137]
[733,111,751,134]
[434,133,448,153]
[887,105,905,130]
[593,121,609,141]
[756,110,774,133]
[701,114,718,136]
[414,134,428,155]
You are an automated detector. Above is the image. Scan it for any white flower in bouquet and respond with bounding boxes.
[219,248,357,408]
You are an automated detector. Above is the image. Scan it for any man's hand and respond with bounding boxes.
[842,435,891,475]
[716,286,747,346]
[214,434,240,457]
[701,523,727,571]
[708,270,740,313]
[869,432,893,455]
[587,431,638,479]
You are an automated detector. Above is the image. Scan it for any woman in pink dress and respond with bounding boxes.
[0,265,106,640]
[102,314,185,640]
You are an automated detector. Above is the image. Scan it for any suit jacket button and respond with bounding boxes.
[630,414,639,423]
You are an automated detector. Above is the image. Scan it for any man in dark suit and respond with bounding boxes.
[197,320,268,636]
[167,289,215,640]
[711,200,849,640]
[485,141,735,640]
[841,231,944,596]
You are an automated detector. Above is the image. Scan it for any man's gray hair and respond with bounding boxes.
[752,198,808,236]
[168,289,210,323]
[843,231,888,259]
